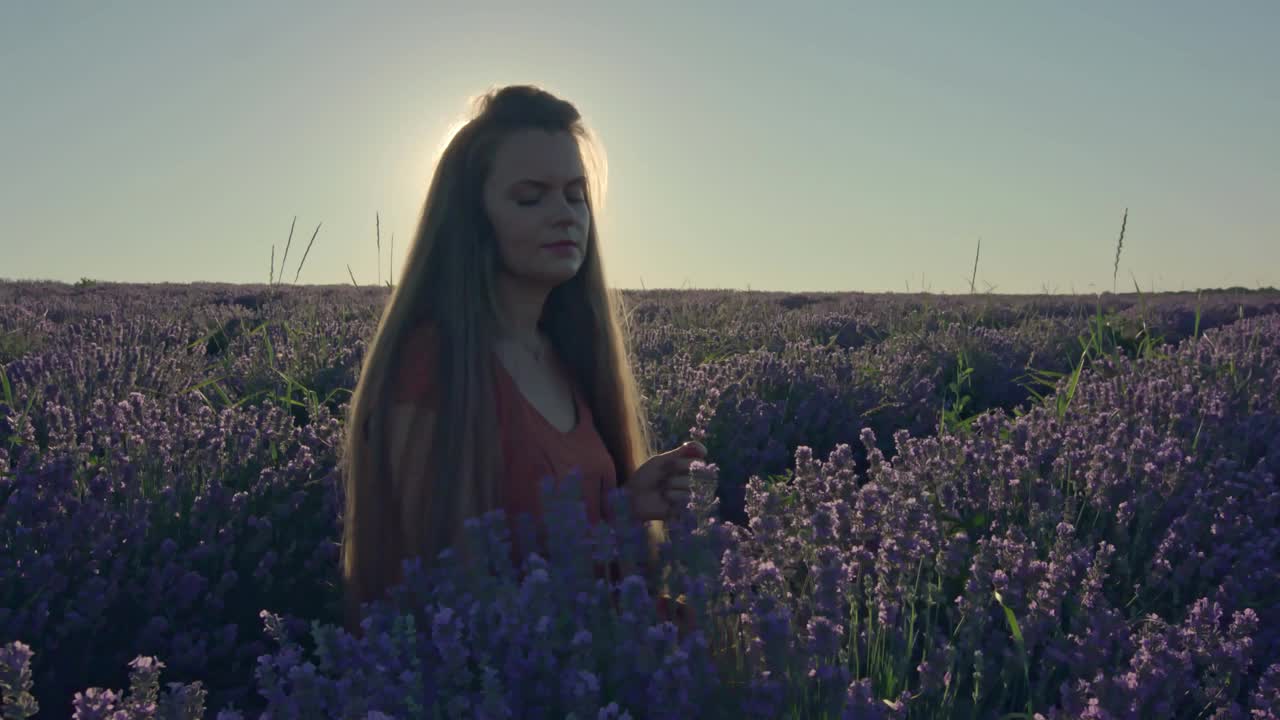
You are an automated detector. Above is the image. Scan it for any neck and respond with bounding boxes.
[494,270,551,344]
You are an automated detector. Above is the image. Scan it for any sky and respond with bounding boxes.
[2,1,1277,294]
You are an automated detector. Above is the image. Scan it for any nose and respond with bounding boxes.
[551,198,579,230]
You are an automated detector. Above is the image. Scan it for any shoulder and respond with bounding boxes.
[401,320,440,358]
[391,320,442,406]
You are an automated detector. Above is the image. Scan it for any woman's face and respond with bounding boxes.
[483,129,591,289]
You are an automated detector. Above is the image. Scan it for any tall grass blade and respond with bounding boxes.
[1112,207,1128,293]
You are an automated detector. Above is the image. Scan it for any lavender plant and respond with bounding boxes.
[2,282,1279,718]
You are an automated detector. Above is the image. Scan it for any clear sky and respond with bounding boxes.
[2,1,1276,294]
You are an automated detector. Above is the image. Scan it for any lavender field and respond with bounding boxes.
[2,280,1279,718]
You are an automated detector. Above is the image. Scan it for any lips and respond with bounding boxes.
[542,241,577,249]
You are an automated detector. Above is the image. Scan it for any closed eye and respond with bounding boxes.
[512,177,588,207]
[517,194,588,207]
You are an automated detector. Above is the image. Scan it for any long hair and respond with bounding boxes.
[339,84,658,636]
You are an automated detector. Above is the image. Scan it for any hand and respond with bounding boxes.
[629,440,708,523]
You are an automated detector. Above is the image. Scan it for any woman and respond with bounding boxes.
[339,84,706,642]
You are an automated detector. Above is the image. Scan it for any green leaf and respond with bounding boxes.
[0,365,11,406]
[994,590,1025,648]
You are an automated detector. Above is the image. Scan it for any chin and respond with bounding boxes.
[525,265,581,287]
[546,270,581,287]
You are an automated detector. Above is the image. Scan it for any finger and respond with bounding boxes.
[663,474,692,492]
[663,457,693,476]
[678,441,707,458]
[665,486,692,500]
[661,441,706,469]
[661,453,690,475]
[664,489,692,506]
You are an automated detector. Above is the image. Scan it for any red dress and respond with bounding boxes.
[392,322,698,638]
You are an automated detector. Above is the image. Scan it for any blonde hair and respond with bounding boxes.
[339,84,659,636]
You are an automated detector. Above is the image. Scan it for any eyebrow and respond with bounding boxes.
[512,176,587,189]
